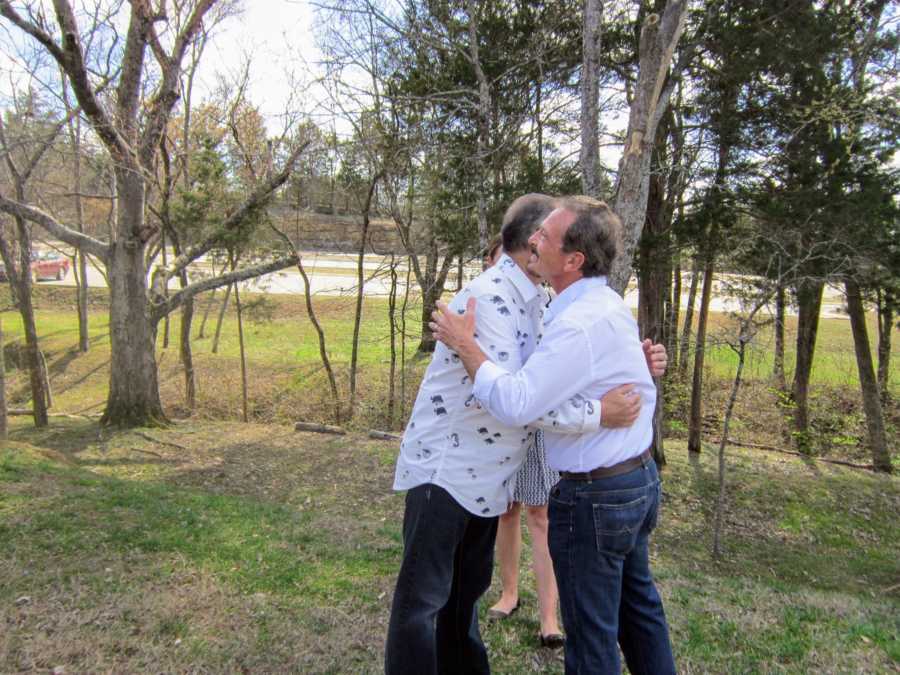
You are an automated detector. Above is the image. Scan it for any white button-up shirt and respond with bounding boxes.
[473,276,655,472]
[393,255,602,516]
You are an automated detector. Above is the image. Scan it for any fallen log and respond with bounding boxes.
[7,408,101,419]
[295,422,346,435]
[712,437,873,471]
[369,430,401,441]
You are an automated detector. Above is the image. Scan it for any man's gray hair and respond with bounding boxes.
[558,196,621,277]
[501,193,556,253]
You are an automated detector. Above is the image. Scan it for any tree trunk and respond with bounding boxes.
[212,283,232,354]
[71,116,90,354]
[668,255,681,369]
[0,314,6,440]
[101,169,165,427]
[14,218,49,427]
[845,279,891,473]
[416,244,457,354]
[790,278,824,453]
[876,288,893,403]
[467,0,491,251]
[712,335,749,558]
[637,143,669,467]
[179,270,196,411]
[387,253,399,427]
[234,274,248,424]
[609,0,688,294]
[400,259,412,422]
[688,256,714,453]
[580,0,603,197]
[197,287,216,340]
[349,177,378,417]
[678,255,700,379]
[161,228,170,349]
[773,281,786,390]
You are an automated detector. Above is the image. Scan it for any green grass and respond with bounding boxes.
[1,420,898,673]
[0,284,897,671]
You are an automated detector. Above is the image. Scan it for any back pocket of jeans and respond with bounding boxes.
[591,496,647,557]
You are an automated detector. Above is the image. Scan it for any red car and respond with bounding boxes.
[30,251,70,281]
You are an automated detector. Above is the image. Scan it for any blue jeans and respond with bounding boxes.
[548,458,675,675]
[385,483,498,675]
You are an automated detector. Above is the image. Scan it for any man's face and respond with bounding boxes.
[526,208,575,281]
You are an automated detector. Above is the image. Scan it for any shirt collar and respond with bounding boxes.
[497,254,539,304]
[543,275,607,325]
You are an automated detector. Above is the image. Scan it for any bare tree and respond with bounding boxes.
[608,0,688,295]
[0,1,306,426]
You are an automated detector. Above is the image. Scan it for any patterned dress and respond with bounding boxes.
[512,430,559,506]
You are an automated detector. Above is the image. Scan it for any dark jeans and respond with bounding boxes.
[548,457,675,675]
[385,483,498,675]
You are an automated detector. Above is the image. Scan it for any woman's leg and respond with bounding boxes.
[525,504,562,636]
[488,502,522,614]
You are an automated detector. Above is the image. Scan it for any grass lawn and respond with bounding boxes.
[0,285,898,671]
[1,420,898,673]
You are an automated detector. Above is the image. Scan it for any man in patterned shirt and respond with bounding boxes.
[432,198,677,675]
[385,194,665,675]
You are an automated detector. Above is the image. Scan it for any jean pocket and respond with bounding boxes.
[591,495,648,557]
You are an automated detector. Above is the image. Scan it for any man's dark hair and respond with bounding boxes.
[558,196,621,277]
[501,193,555,253]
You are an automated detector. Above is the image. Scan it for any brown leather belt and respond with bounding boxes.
[559,450,653,481]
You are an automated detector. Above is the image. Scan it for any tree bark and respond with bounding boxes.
[466,0,491,251]
[14,219,49,427]
[678,255,700,379]
[387,253,399,427]
[687,256,714,453]
[668,255,681,369]
[233,265,248,424]
[773,281,786,390]
[637,132,670,466]
[876,288,893,403]
[349,175,379,417]
[790,278,824,453]
[0,314,6,440]
[179,270,196,411]
[580,0,603,197]
[609,0,688,294]
[101,168,165,426]
[212,284,232,355]
[68,115,90,353]
[197,287,216,340]
[845,278,892,473]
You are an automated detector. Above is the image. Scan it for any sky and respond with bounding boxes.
[199,0,337,132]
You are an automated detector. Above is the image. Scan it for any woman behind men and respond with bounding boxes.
[481,236,564,648]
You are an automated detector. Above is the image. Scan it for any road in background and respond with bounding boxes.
[36,249,850,319]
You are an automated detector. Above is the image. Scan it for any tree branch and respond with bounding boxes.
[163,139,311,277]
[150,253,299,323]
[138,0,216,165]
[0,195,108,259]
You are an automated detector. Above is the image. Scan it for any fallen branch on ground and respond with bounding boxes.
[369,430,401,441]
[712,437,873,471]
[7,408,101,419]
[294,422,346,435]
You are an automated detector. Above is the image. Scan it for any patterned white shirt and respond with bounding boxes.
[473,276,656,472]
[393,255,602,516]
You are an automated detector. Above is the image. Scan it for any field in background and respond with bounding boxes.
[2,285,897,465]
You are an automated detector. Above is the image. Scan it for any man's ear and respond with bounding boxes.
[565,250,585,273]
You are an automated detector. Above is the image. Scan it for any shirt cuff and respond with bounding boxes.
[584,398,602,432]
[473,360,506,405]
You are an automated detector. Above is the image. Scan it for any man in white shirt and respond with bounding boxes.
[385,195,667,675]
[431,197,676,675]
